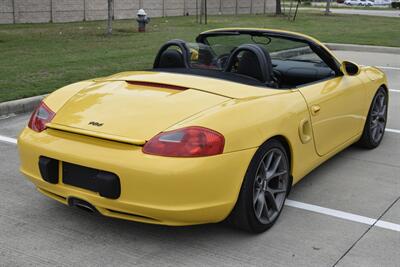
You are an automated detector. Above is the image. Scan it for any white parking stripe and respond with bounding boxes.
[386,128,400,134]
[376,66,400,71]
[0,135,17,144]
[1,133,400,232]
[285,200,376,225]
[390,89,400,93]
[375,220,400,232]
[285,200,400,232]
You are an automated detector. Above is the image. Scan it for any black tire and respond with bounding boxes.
[227,139,291,233]
[357,87,388,149]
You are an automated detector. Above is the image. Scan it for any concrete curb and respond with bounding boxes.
[1,43,399,117]
[325,43,400,55]
[0,95,46,118]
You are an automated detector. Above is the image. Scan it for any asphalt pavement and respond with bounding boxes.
[0,50,399,267]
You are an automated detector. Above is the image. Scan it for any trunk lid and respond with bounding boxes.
[96,71,284,99]
[50,80,229,143]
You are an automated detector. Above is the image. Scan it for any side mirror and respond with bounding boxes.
[341,61,360,76]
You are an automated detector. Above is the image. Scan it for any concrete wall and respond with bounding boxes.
[0,0,276,24]
[0,0,14,23]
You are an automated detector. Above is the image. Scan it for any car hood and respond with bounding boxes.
[48,72,284,144]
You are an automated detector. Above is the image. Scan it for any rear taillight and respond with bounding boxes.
[28,101,56,132]
[143,126,225,157]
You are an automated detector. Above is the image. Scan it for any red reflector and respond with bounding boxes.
[143,126,225,157]
[28,101,56,132]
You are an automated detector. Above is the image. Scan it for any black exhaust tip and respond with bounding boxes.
[68,198,98,214]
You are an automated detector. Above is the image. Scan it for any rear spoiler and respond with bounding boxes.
[47,123,146,146]
[94,71,285,99]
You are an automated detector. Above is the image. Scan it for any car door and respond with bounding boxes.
[299,74,365,156]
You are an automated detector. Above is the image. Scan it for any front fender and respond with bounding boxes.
[357,66,388,116]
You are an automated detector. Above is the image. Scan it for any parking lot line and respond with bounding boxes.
[285,200,400,232]
[377,66,400,71]
[0,135,17,144]
[285,200,375,225]
[1,129,400,233]
[375,220,400,232]
[390,89,399,93]
[386,128,400,134]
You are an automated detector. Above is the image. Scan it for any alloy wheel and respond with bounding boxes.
[370,91,387,144]
[253,148,289,224]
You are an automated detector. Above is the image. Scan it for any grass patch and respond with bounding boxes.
[0,12,399,102]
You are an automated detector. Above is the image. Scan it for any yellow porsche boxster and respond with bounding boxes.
[18,28,388,233]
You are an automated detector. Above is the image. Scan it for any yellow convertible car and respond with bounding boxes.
[18,28,388,233]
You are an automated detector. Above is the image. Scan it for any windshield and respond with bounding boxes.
[153,31,335,88]
[207,34,323,60]
[180,34,327,71]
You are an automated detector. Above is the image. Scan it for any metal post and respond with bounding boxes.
[183,0,186,15]
[162,0,165,17]
[12,0,16,24]
[263,0,266,14]
[107,0,113,35]
[204,0,207,24]
[112,0,115,20]
[325,0,332,15]
[219,0,222,14]
[83,0,86,21]
[235,0,238,15]
[250,0,253,14]
[292,0,300,21]
[196,0,198,22]
[200,0,203,24]
[139,0,143,9]
[49,0,53,22]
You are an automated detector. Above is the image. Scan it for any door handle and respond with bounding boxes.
[298,118,312,144]
[311,105,321,116]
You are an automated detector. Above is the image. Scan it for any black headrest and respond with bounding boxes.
[158,50,185,68]
[224,44,274,84]
[237,51,264,82]
[153,39,190,69]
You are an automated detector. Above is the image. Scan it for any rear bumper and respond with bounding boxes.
[18,127,256,226]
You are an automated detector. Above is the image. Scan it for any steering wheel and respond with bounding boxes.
[213,53,231,69]
[272,70,282,88]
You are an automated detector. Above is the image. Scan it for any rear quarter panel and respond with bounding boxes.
[169,90,319,183]
[42,80,96,112]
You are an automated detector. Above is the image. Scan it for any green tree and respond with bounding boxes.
[276,0,282,14]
